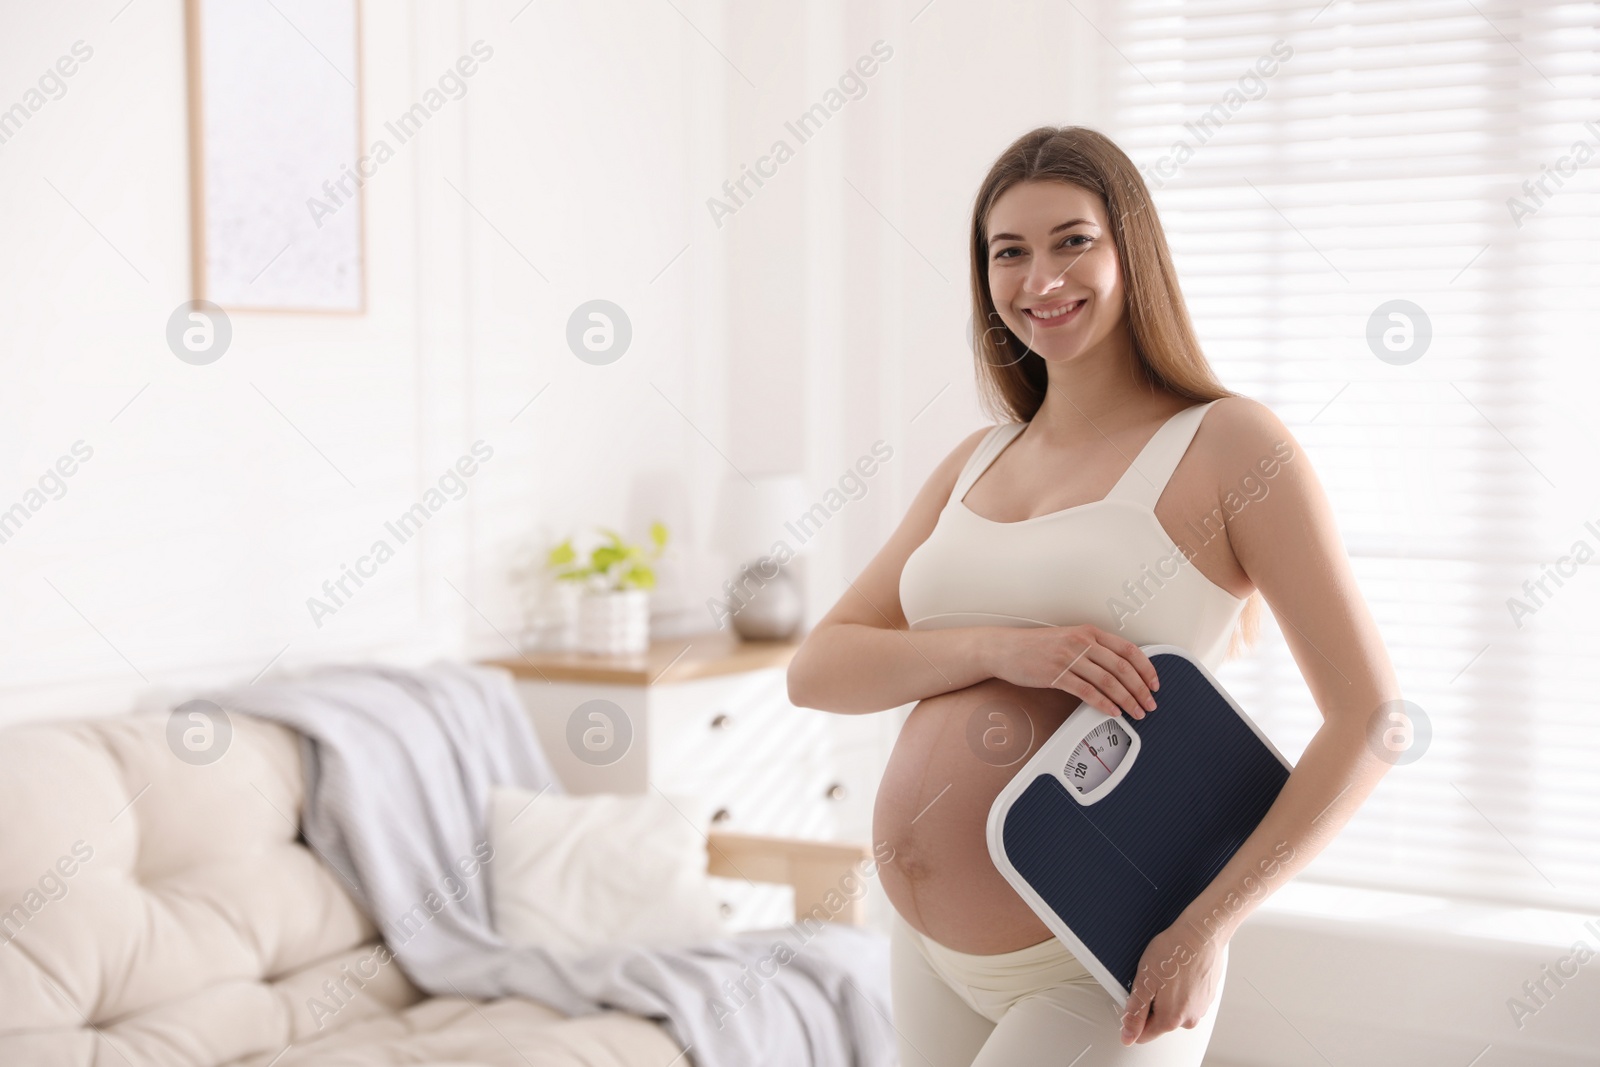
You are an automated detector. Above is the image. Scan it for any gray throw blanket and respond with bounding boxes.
[207,661,896,1067]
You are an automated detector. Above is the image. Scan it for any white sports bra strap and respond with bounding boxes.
[1102,400,1222,510]
[949,423,1025,505]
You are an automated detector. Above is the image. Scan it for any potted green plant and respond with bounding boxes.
[546,522,669,655]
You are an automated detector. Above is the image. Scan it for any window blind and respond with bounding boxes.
[1107,0,1600,912]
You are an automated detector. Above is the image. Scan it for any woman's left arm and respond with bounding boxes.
[1122,396,1402,1045]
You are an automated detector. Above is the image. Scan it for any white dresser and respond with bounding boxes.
[486,635,896,933]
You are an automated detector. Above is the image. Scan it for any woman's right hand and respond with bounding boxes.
[983,624,1161,719]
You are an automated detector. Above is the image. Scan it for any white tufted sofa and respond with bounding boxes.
[0,708,869,1067]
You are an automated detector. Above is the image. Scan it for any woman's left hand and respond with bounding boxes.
[1119,922,1226,1044]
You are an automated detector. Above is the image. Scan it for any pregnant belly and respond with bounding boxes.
[873,678,1083,955]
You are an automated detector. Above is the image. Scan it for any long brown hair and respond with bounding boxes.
[968,125,1262,659]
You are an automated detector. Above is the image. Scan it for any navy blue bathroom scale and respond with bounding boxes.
[986,644,1293,1008]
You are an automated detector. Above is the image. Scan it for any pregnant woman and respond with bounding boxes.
[786,127,1401,1065]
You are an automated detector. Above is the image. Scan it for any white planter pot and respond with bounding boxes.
[576,589,650,656]
[519,581,582,653]
[553,582,581,651]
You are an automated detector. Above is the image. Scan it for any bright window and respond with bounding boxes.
[1109,0,1600,911]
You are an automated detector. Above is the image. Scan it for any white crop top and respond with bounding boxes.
[899,400,1248,672]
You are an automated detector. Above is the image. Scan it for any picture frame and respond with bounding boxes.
[184,0,366,313]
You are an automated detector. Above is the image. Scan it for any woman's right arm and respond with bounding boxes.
[785,429,1162,718]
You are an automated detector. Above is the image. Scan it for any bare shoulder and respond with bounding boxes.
[947,424,999,470]
[1197,394,1290,447]
[895,423,1005,525]
[1194,395,1304,481]
[1194,395,1334,544]
[922,424,1001,491]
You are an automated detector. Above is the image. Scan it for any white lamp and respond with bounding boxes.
[711,473,810,640]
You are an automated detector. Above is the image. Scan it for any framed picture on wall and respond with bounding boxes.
[184,0,366,313]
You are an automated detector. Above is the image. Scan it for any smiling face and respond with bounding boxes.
[984,180,1128,367]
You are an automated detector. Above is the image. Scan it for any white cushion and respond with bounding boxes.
[0,709,682,1067]
[488,786,728,956]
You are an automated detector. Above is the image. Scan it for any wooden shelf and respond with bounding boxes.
[482,631,802,686]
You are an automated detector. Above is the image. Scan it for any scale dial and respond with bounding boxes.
[1064,717,1132,795]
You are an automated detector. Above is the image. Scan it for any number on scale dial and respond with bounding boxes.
[1064,717,1132,794]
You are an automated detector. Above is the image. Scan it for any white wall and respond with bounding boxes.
[0,0,1118,726]
[1209,886,1600,1067]
[0,0,730,725]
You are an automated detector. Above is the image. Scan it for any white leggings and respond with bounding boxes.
[889,911,1226,1067]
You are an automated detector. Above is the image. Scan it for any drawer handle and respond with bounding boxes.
[711,807,732,824]
[824,782,846,801]
[710,713,732,730]
[718,901,734,918]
